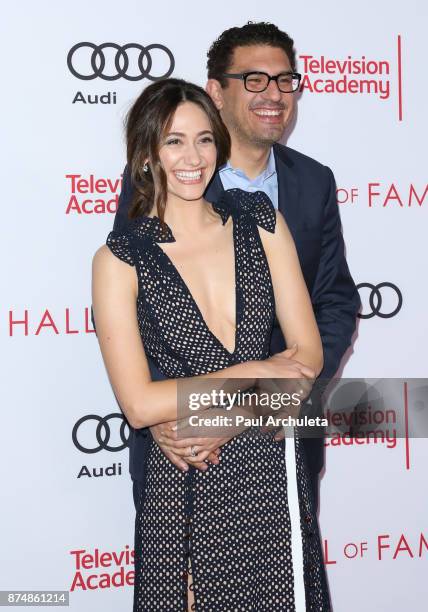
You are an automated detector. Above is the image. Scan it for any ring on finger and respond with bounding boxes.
[190,445,198,458]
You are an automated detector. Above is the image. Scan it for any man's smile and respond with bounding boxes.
[250,106,285,124]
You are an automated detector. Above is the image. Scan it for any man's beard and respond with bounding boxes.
[227,114,283,148]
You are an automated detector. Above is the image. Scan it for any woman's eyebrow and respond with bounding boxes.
[165,130,214,137]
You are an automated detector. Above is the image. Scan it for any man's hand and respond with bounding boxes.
[256,346,316,388]
[150,420,221,471]
[256,345,316,440]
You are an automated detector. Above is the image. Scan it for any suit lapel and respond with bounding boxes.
[205,171,224,203]
[273,143,300,232]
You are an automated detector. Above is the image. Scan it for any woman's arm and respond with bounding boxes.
[92,245,256,429]
[259,211,324,376]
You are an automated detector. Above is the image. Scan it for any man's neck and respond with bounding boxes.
[229,141,272,180]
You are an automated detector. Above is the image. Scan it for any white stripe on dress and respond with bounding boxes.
[284,428,306,611]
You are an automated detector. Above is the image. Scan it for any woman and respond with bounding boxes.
[92,78,330,611]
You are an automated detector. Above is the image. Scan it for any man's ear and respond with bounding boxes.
[206,79,224,110]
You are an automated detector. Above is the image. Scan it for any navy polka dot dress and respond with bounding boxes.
[106,189,331,611]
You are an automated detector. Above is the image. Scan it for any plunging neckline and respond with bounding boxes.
[153,217,240,358]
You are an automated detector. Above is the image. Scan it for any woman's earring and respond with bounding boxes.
[143,162,149,173]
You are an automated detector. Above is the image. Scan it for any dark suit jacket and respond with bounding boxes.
[112,143,360,492]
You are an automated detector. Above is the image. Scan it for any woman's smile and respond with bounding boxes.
[173,168,205,184]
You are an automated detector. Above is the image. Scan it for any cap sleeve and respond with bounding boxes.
[214,188,276,233]
[106,231,135,267]
[247,190,276,233]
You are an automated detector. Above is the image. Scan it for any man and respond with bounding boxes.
[113,22,360,512]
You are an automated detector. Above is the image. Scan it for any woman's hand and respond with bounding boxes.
[153,407,240,467]
[150,421,222,471]
[156,427,231,467]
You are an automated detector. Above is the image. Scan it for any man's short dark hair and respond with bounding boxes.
[207,21,296,87]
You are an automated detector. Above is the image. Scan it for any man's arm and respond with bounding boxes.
[312,166,361,379]
[113,165,133,232]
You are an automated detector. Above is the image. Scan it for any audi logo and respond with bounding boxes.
[67,42,175,81]
[72,413,130,453]
[357,282,403,319]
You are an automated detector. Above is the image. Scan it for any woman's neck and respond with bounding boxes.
[160,195,215,240]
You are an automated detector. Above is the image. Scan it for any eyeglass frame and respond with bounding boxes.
[221,71,302,93]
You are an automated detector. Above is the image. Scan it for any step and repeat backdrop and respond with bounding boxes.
[1,1,427,610]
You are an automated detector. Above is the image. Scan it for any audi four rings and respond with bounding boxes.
[72,414,130,453]
[357,282,403,319]
[67,42,175,81]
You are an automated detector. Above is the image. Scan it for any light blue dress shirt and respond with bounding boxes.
[218,146,278,209]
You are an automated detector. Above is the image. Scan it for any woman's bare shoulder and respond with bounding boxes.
[92,244,121,272]
[92,244,137,295]
[259,210,293,252]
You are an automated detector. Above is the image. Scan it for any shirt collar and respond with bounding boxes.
[219,147,276,183]
[264,146,276,180]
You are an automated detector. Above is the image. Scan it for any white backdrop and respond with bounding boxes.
[1,1,427,610]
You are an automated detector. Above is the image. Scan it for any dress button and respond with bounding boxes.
[181,571,188,582]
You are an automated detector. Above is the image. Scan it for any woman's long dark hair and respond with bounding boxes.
[126,78,231,222]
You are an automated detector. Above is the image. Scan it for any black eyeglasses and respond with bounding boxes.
[221,71,301,93]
